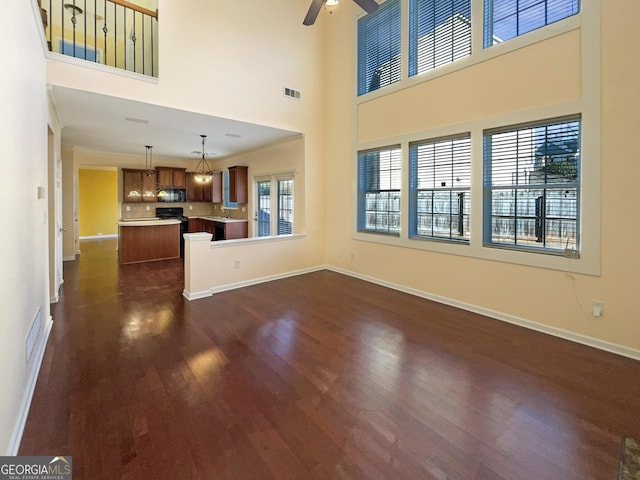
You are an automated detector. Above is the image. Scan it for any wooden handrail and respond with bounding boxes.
[109,0,157,19]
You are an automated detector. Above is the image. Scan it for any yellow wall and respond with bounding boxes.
[78,168,118,236]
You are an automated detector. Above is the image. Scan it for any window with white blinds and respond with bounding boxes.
[255,174,294,237]
[484,0,580,47]
[256,179,271,237]
[358,0,401,96]
[409,134,471,241]
[409,0,471,77]
[277,178,293,235]
[483,116,581,253]
[358,146,402,235]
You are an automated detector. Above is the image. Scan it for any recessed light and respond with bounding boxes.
[125,117,149,124]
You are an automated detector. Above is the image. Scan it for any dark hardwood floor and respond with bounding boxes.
[19,239,640,479]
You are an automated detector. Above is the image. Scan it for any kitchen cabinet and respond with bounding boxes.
[123,168,156,203]
[156,167,187,188]
[186,171,222,203]
[228,166,248,203]
[187,217,248,240]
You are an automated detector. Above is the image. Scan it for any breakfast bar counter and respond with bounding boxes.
[118,219,181,264]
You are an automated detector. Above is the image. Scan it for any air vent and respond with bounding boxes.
[26,307,42,364]
[283,87,301,100]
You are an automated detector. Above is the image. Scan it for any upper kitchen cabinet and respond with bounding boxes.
[186,171,222,202]
[123,168,156,203]
[229,166,248,204]
[156,167,186,189]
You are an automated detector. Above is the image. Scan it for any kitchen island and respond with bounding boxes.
[118,219,181,264]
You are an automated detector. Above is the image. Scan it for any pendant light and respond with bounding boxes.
[194,134,213,184]
[142,145,156,198]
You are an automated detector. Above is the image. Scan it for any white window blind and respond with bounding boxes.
[409,0,471,77]
[483,116,581,253]
[358,0,401,96]
[409,134,471,241]
[277,178,293,235]
[358,146,402,234]
[256,179,271,237]
[484,0,580,47]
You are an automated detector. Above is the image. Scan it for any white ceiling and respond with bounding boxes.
[49,85,301,161]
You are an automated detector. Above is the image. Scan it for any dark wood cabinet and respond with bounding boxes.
[186,171,222,203]
[156,167,187,188]
[228,166,248,203]
[187,217,247,240]
[123,168,156,203]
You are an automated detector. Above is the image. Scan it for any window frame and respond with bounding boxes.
[409,133,472,243]
[484,0,581,48]
[483,115,582,255]
[357,145,403,236]
[357,0,402,96]
[254,172,295,237]
[408,0,472,78]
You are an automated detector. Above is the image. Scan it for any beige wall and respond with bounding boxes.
[0,0,52,454]
[323,0,640,353]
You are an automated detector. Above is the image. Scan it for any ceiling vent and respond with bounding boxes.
[283,87,301,100]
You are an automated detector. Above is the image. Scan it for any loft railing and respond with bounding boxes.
[42,0,158,77]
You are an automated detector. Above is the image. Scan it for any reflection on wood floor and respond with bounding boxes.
[19,238,640,479]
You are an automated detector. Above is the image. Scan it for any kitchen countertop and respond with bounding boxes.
[189,216,248,224]
[118,219,181,227]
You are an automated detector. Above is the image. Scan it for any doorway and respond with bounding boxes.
[47,125,63,302]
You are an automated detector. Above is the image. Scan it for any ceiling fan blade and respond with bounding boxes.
[303,0,325,26]
[352,0,379,14]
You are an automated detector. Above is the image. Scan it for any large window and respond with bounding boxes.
[409,0,471,77]
[255,174,294,237]
[358,0,401,96]
[410,134,471,241]
[358,146,402,235]
[484,0,580,47]
[483,116,581,253]
[223,171,238,209]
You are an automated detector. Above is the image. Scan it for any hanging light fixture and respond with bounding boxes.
[142,145,156,198]
[194,134,213,184]
[325,0,339,13]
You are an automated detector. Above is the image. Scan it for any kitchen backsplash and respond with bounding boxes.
[120,202,248,220]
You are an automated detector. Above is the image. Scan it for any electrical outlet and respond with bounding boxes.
[145,205,150,211]
[125,205,131,212]
[592,301,604,317]
[350,252,355,260]
[234,260,240,269]
[189,205,193,211]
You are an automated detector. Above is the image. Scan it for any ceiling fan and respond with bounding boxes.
[303,0,379,26]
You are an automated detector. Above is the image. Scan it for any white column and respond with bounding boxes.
[183,232,213,300]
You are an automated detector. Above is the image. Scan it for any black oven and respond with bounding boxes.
[155,207,188,257]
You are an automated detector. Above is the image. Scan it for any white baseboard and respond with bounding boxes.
[79,234,118,240]
[327,266,640,362]
[182,289,213,301]
[184,266,325,302]
[6,314,54,455]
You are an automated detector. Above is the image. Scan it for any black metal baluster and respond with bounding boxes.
[132,10,137,73]
[123,5,126,71]
[102,0,108,65]
[72,0,77,58]
[113,1,117,68]
[94,0,97,62]
[48,0,52,50]
[83,0,87,59]
[142,14,145,75]
[151,15,154,77]
[61,0,64,54]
